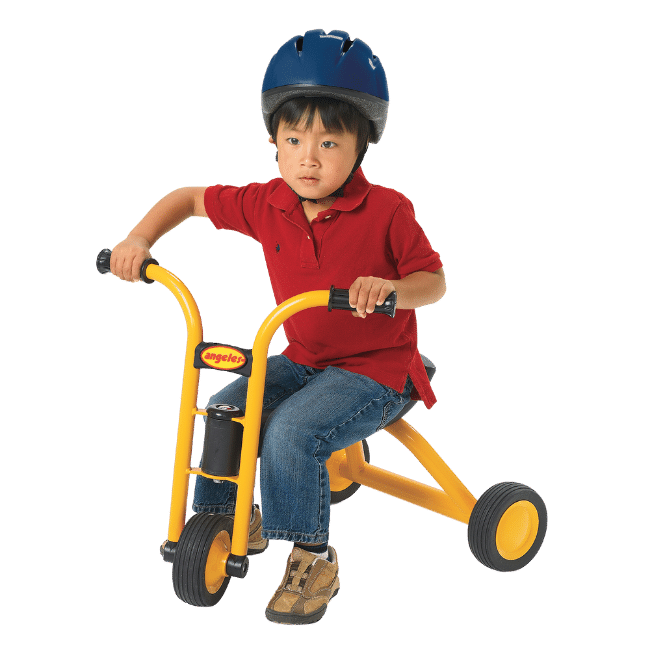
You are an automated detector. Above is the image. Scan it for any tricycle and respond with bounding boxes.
[97,249,547,606]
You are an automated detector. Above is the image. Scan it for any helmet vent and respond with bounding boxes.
[296,37,304,53]
[342,39,353,54]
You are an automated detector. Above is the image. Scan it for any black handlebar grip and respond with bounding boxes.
[327,286,397,318]
[96,249,159,284]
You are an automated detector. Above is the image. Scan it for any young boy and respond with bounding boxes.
[110,29,445,624]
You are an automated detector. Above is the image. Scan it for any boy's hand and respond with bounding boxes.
[110,236,152,282]
[349,276,396,318]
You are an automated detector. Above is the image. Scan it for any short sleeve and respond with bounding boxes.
[387,197,442,278]
[203,183,263,242]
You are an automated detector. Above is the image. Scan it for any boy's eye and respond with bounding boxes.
[285,137,336,148]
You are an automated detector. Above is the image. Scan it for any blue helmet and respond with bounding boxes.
[262,29,389,143]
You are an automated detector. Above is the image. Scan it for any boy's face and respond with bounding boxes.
[271,114,359,201]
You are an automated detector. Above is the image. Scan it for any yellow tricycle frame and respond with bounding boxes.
[147,262,477,569]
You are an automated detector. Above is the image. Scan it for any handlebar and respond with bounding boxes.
[97,248,396,317]
[96,248,159,284]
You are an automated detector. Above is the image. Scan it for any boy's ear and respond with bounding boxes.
[269,136,275,144]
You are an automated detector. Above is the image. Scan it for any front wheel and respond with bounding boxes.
[468,482,547,572]
[172,513,233,606]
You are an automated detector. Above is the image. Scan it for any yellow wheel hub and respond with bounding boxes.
[496,500,539,561]
[204,530,231,594]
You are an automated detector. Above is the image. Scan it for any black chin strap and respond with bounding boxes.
[276,143,368,204]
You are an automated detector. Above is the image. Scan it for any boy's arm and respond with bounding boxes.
[110,187,208,281]
[349,269,445,318]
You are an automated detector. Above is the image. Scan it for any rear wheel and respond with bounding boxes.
[329,439,370,504]
[172,513,233,606]
[468,482,547,572]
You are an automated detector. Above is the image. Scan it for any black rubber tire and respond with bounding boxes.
[172,513,233,606]
[468,482,547,572]
[330,439,370,504]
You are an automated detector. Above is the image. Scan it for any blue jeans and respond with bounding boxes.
[193,354,413,545]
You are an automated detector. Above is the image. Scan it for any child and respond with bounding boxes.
[110,29,445,624]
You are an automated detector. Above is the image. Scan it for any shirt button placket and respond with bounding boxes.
[301,230,318,268]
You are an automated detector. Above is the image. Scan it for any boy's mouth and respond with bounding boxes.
[300,176,319,184]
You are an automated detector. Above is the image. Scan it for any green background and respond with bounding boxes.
[1,0,648,648]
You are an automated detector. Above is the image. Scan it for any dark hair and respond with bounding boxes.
[270,96,372,154]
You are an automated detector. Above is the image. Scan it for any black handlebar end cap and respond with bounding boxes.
[381,291,398,318]
[97,249,112,274]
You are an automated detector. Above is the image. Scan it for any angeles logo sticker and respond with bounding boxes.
[200,345,247,370]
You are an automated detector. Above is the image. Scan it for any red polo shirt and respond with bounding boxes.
[203,168,442,408]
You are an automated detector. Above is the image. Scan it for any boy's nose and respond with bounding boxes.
[301,144,320,166]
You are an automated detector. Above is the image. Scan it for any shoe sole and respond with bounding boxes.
[265,588,339,625]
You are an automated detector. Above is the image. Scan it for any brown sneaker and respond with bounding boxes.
[247,504,269,555]
[265,546,340,624]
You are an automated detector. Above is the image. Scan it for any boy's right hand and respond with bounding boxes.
[110,235,152,282]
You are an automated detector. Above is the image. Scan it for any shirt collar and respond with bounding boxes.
[268,168,371,214]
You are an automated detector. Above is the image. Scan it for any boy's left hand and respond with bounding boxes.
[348,276,396,318]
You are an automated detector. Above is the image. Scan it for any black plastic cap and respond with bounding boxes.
[206,404,245,420]
[97,249,112,274]
[160,540,177,563]
[226,554,249,578]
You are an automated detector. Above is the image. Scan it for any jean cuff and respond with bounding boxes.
[192,503,236,515]
[261,529,328,545]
